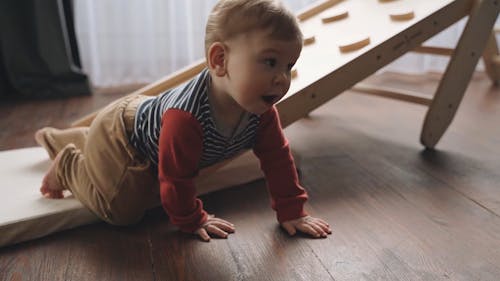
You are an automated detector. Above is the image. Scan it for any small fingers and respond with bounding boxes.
[204,216,235,232]
[196,215,236,241]
[281,222,297,236]
[313,218,332,234]
[297,224,322,238]
[304,217,331,236]
[304,217,331,237]
[210,217,235,227]
[309,222,328,238]
[211,221,235,233]
[206,225,229,239]
[317,221,332,234]
[197,228,211,242]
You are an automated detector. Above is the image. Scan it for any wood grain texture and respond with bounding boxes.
[1,71,499,280]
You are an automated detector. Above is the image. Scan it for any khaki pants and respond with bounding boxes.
[39,95,159,225]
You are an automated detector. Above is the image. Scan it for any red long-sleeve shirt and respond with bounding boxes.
[158,107,308,233]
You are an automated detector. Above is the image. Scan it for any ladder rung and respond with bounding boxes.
[412,46,454,56]
[351,83,432,106]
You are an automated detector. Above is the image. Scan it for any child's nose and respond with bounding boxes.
[273,71,290,89]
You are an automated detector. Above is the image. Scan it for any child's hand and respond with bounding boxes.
[195,214,235,242]
[281,215,332,238]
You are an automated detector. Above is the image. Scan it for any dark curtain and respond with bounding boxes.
[0,0,91,100]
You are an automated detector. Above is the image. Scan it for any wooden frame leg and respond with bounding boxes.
[420,0,499,148]
[482,31,500,85]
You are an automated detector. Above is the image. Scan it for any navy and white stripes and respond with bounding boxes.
[130,68,260,169]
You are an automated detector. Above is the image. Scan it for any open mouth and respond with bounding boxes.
[261,95,278,105]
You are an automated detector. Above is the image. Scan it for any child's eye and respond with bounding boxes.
[264,58,277,67]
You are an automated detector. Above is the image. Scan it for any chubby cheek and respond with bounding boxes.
[244,79,269,100]
[234,81,257,104]
[281,81,291,96]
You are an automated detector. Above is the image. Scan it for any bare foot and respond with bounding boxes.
[35,128,56,160]
[34,128,49,147]
[40,151,65,199]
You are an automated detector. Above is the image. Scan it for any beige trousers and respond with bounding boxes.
[39,95,159,225]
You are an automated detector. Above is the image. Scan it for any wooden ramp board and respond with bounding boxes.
[0,148,98,247]
[0,148,264,247]
[3,0,497,247]
[278,0,485,128]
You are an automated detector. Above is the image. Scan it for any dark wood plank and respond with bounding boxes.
[301,153,500,280]
[300,156,452,281]
[1,72,499,281]
[0,89,133,151]
[283,80,500,280]
[0,221,154,281]
[150,181,335,281]
[326,75,500,215]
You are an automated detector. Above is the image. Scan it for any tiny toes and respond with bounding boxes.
[43,190,64,199]
[40,185,50,195]
[52,191,64,199]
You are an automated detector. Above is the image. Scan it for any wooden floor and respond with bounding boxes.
[1,71,499,280]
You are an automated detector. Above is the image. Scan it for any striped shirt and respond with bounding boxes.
[130,68,260,169]
[129,68,307,233]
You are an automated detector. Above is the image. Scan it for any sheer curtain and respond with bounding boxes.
[75,0,217,87]
[74,0,316,87]
[74,1,488,88]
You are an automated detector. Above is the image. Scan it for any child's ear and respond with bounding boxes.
[207,42,227,77]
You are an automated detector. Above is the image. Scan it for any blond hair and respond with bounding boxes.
[205,0,302,56]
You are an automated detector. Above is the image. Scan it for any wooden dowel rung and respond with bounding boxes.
[491,55,500,65]
[412,46,454,56]
[351,83,432,106]
[297,0,344,21]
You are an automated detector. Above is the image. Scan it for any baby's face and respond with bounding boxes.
[224,29,302,115]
